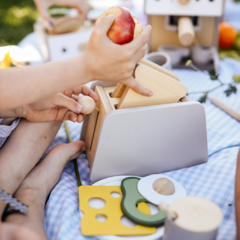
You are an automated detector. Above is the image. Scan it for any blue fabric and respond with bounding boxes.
[45,2,240,239]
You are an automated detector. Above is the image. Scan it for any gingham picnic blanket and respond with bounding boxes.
[44,2,240,239]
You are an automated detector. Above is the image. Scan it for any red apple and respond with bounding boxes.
[95,6,143,45]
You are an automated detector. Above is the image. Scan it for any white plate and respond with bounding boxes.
[92,175,164,240]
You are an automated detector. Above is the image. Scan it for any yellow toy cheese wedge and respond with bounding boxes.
[79,186,156,236]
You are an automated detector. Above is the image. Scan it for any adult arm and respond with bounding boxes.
[0,15,152,111]
[0,55,88,111]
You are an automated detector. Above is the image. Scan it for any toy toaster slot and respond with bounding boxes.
[104,86,121,109]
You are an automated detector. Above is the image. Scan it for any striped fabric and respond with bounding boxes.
[0,187,28,214]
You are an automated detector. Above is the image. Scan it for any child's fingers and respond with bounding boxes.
[52,93,83,113]
[81,86,98,101]
[71,95,79,101]
[64,111,78,122]
[121,76,153,97]
[77,114,85,123]
[63,108,84,123]
[72,86,98,102]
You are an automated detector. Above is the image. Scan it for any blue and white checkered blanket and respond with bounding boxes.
[44,2,240,239]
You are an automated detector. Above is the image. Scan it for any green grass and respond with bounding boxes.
[0,0,38,46]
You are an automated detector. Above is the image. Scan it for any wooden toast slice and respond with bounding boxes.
[117,63,188,109]
[139,58,180,82]
[112,58,180,99]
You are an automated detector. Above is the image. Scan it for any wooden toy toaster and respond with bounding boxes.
[81,58,208,183]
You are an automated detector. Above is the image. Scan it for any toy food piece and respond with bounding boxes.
[133,16,143,39]
[152,178,175,195]
[111,58,183,108]
[95,6,143,45]
[168,196,223,233]
[219,22,236,49]
[78,96,96,114]
[121,177,166,227]
[137,174,186,206]
[79,185,156,236]
[117,62,188,109]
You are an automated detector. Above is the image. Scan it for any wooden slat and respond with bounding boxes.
[111,83,127,98]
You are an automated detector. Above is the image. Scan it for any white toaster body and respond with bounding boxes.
[81,82,208,183]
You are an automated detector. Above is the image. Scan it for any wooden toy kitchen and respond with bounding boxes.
[145,0,225,70]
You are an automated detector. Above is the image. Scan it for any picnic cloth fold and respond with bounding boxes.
[45,2,240,239]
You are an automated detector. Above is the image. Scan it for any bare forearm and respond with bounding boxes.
[0,54,92,111]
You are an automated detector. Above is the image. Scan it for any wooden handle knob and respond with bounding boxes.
[178,17,195,47]
[77,96,96,114]
[178,0,190,5]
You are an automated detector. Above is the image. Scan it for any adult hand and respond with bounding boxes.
[20,85,98,123]
[83,15,153,96]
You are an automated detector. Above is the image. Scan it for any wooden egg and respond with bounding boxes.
[78,96,96,115]
[152,178,175,196]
